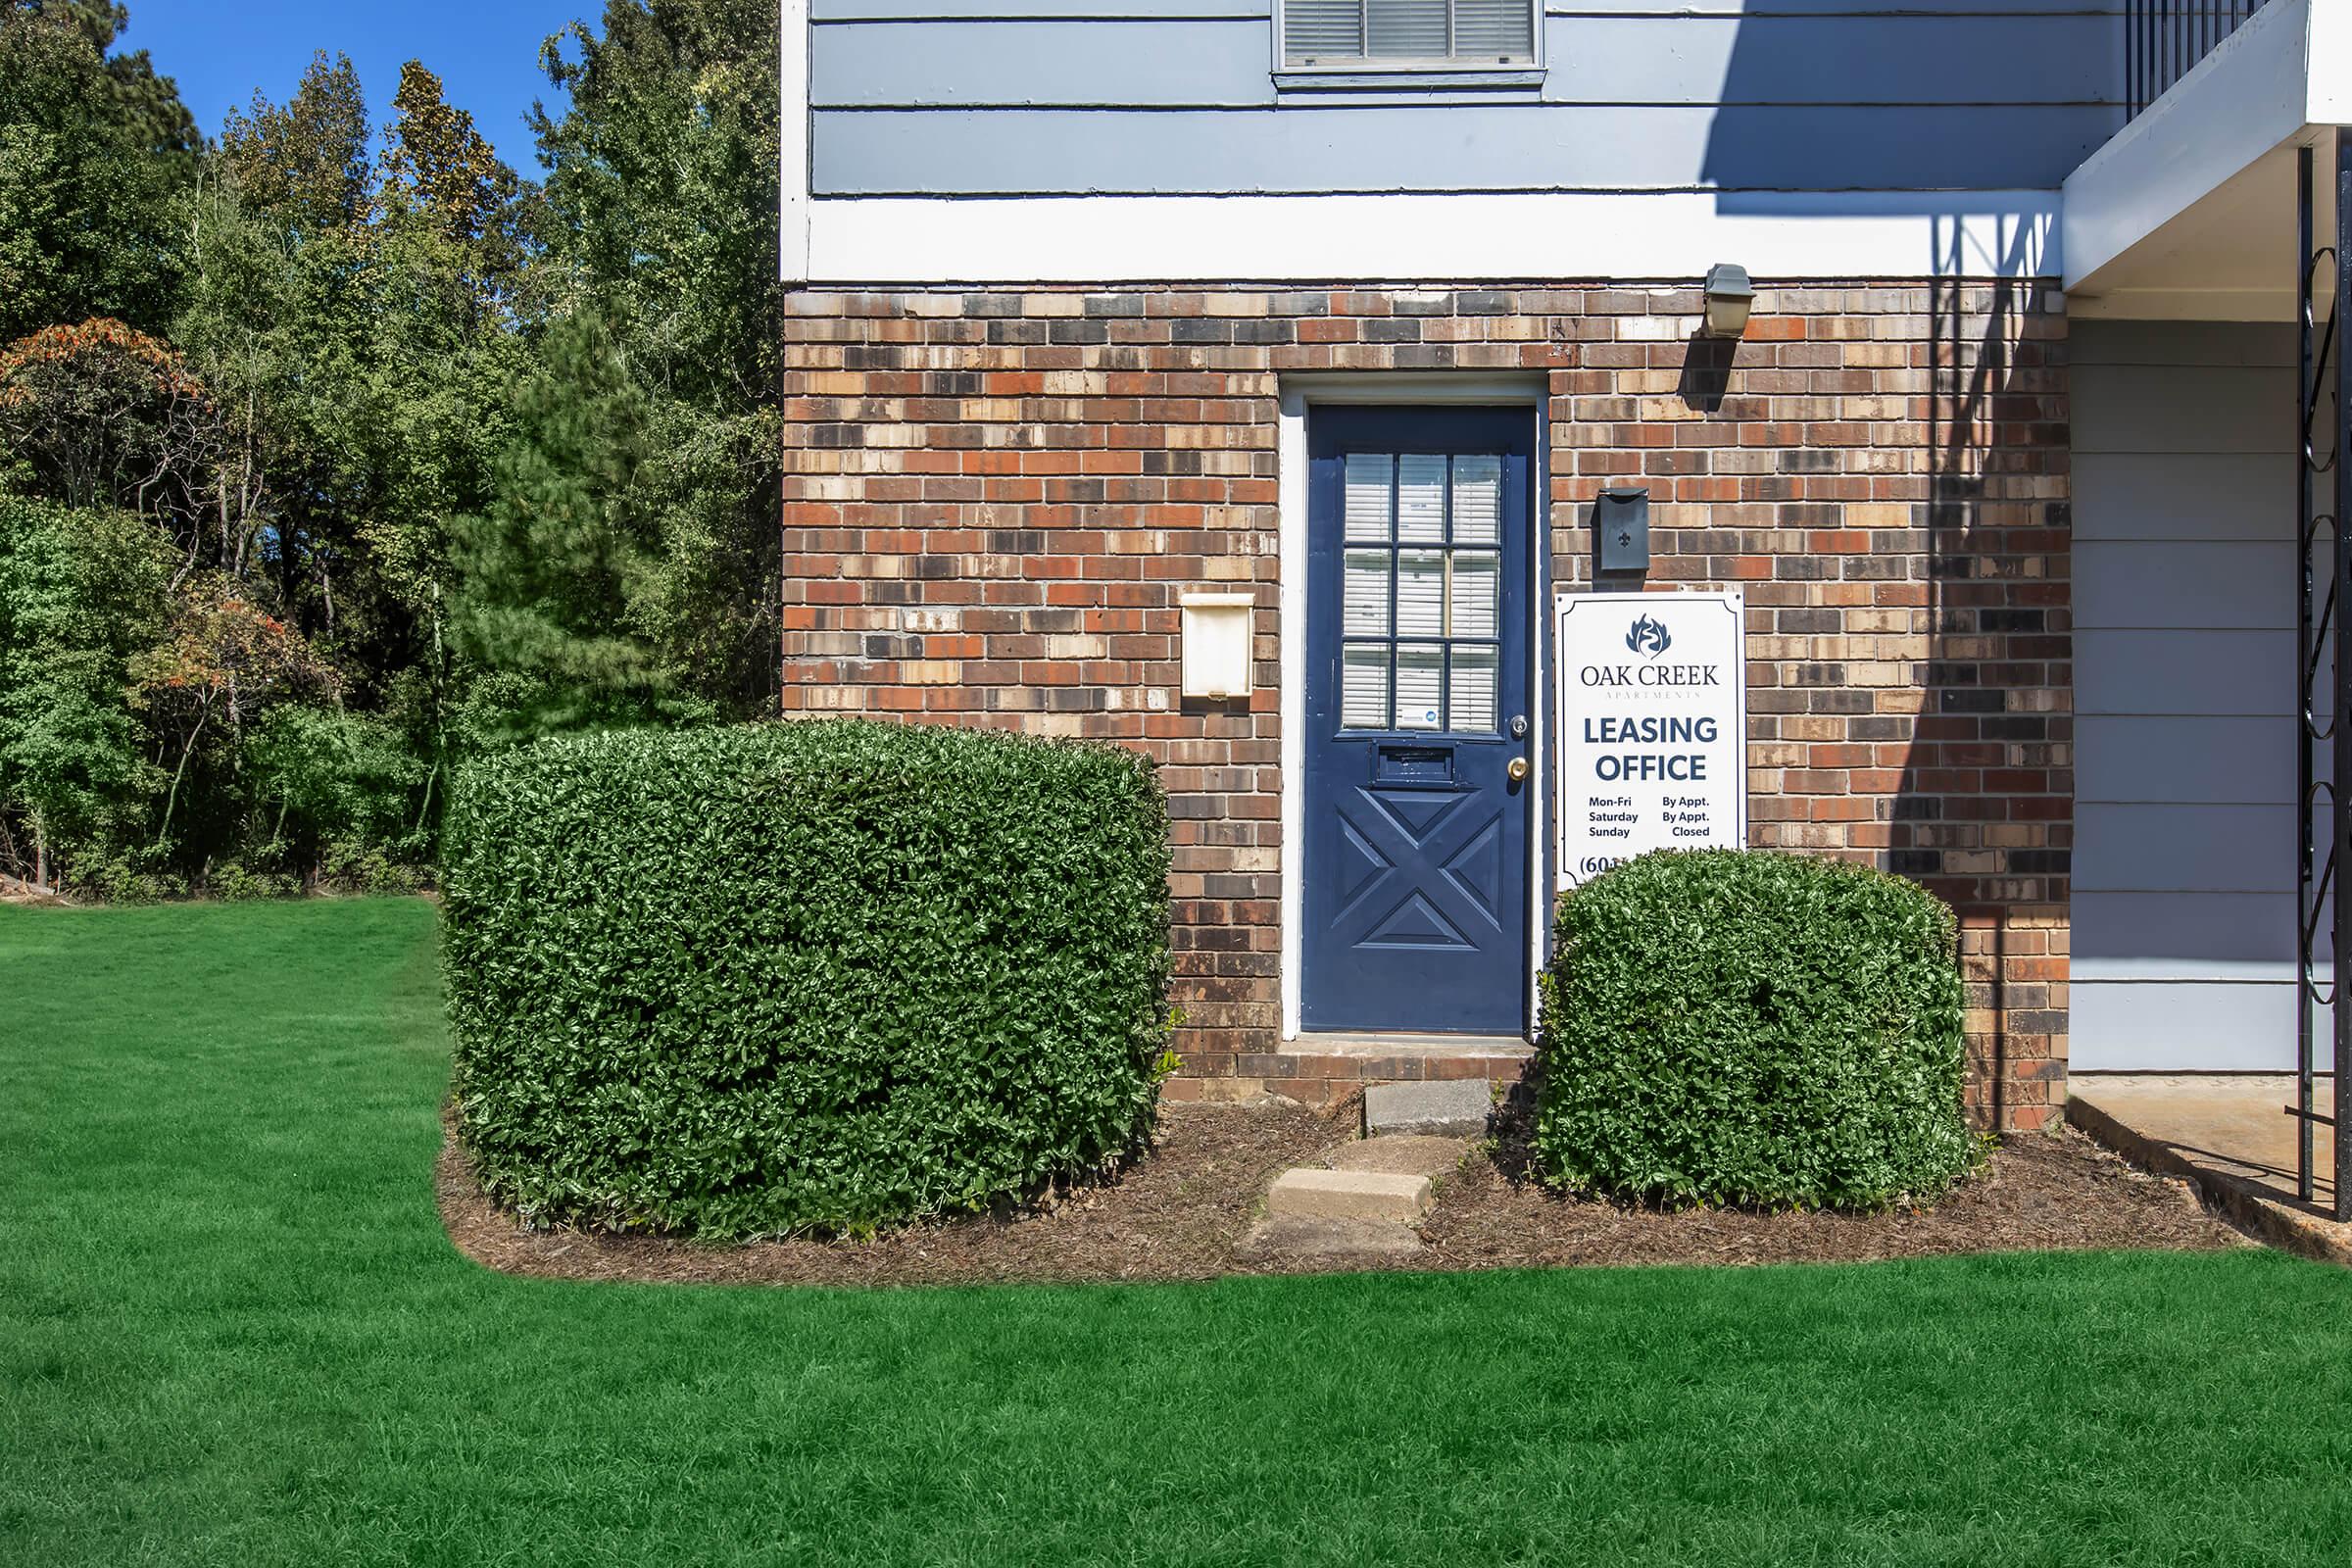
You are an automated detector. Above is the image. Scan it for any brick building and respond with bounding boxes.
[777,0,2341,1129]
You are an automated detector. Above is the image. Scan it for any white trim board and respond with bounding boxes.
[809,191,2061,286]
[1275,375,1548,1043]
[781,0,813,283]
[2063,0,2352,309]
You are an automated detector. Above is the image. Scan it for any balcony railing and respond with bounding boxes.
[2127,0,2271,119]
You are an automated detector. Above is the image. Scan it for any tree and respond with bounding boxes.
[530,0,783,719]
[0,492,170,889]
[450,311,698,740]
[381,62,524,270]
[0,2,195,339]
[18,3,195,164]
[189,53,374,623]
[363,59,533,616]
[217,50,372,235]
[0,318,220,560]
[128,570,333,853]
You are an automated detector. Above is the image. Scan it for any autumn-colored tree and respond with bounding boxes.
[381,62,521,260]
[128,572,334,850]
[0,319,220,551]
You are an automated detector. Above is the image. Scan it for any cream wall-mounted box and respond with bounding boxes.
[1179,592,1255,698]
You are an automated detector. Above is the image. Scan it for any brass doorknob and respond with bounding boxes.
[1506,757,1531,783]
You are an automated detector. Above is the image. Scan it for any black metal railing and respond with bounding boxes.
[2292,135,2351,1223]
[2127,0,2272,118]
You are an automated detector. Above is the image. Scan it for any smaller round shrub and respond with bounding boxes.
[1535,849,1979,1209]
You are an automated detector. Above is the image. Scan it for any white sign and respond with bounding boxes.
[1555,590,1747,887]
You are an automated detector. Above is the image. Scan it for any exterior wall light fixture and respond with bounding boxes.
[1701,263,1755,339]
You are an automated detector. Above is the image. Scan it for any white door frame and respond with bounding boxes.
[1276,372,1551,1041]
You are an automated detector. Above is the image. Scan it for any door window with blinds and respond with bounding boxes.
[1280,0,1539,69]
[1339,452,1505,734]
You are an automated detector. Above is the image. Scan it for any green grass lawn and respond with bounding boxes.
[6,899,2352,1566]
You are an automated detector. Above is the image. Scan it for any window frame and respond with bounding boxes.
[1270,0,1544,79]
[1334,450,1509,738]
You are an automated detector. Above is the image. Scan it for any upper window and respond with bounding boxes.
[1278,0,1540,72]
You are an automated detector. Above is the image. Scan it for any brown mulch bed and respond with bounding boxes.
[1426,1119,2246,1269]
[438,1100,2252,1290]
[437,1098,1343,1289]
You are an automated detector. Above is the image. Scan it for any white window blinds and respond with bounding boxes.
[1282,0,1538,67]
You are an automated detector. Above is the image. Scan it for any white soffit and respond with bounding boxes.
[2066,0,2350,318]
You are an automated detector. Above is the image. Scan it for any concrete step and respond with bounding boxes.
[1363,1078,1493,1139]
[1321,1134,1470,1179]
[1266,1166,1433,1223]
[1236,1215,1424,1261]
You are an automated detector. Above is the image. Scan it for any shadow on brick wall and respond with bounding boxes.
[1887,260,2072,1129]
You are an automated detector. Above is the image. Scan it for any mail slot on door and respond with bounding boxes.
[1373,744,1454,788]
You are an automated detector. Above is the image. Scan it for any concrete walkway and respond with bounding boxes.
[2068,1074,2352,1264]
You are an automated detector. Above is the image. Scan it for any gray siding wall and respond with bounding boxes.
[2072,319,2307,1072]
[808,1,2125,198]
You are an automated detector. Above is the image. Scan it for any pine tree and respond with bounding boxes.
[0,1,197,338]
[529,0,783,720]
[450,312,696,741]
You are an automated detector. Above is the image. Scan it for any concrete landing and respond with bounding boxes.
[2068,1074,2352,1265]
[1363,1079,1492,1139]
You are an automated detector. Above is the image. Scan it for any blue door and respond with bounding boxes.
[1301,407,1535,1035]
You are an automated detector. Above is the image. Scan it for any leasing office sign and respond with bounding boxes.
[1555,591,1747,886]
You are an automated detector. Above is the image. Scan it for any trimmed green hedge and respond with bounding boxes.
[441,719,1172,1238]
[1534,849,1979,1209]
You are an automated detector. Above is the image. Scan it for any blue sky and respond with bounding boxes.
[125,0,589,168]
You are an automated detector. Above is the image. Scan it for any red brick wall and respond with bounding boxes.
[779,282,2071,1130]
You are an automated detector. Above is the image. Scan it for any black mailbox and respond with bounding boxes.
[1595,487,1650,575]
